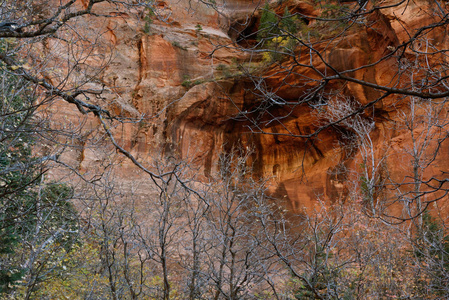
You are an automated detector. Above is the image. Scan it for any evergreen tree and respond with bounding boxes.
[0,38,78,297]
[257,2,279,41]
[280,7,298,35]
[0,37,37,293]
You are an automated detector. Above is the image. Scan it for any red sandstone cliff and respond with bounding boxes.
[55,0,449,215]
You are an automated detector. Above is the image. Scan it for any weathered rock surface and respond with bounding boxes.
[58,0,449,214]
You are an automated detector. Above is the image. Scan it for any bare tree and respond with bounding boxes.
[223,0,449,221]
[0,0,159,297]
[5,0,449,298]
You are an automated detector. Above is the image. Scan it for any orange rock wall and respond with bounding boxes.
[58,0,449,214]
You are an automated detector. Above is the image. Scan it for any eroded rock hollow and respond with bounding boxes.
[63,0,449,214]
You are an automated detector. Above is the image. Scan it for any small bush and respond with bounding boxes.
[181,79,192,88]
[181,76,203,88]
[172,41,187,50]
[143,8,155,34]
[216,64,228,71]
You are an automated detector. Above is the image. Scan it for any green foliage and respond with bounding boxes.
[182,76,192,88]
[172,41,187,50]
[320,3,348,19]
[306,3,352,39]
[216,64,227,70]
[258,6,301,41]
[257,6,301,63]
[280,7,298,35]
[143,21,151,34]
[257,3,279,41]
[143,7,155,34]
[0,37,78,297]
[261,36,297,63]
[359,175,370,200]
[195,24,203,32]
[0,178,78,295]
[414,211,449,296]
[0,40,38,294]
[181,75,203,88]
[214,63,244,79]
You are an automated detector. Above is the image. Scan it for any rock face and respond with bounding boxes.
[65,0,449,214]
